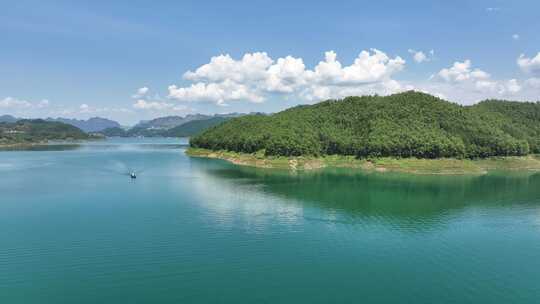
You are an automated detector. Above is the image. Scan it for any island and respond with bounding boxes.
[0,119,98,146]
[187,91,540,174]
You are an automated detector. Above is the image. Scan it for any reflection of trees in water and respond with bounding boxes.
[194,158,540,228]
[0,143,186,152]
[0,144,82,152]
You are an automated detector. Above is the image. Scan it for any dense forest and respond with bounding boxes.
[0,119,92,145]
[190,91,540,159]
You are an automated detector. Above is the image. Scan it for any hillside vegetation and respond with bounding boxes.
[191,91,540,159]
[472,99,540,153]
[164,117,229,137]
[0,119,91,145]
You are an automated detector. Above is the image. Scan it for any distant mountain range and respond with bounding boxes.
[1,115,121,132]
[134,114,211,130]
[46,117,121,133]
[1,112,255,138]
[133,113,244,130]
[0,115,19,123]
[101,113,248,138]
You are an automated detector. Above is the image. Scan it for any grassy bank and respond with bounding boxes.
[186,148,540,175]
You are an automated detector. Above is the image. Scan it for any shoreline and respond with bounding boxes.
[0,142,49,148]
[0,138,104,149]
[186,147,540,175]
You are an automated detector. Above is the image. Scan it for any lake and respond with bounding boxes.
[1,138,539,303]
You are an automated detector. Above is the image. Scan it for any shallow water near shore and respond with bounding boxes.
[1,138,540,303]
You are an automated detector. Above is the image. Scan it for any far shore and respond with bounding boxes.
[0,138,104,149]
[0,142,49,148]
[186,147,540,175]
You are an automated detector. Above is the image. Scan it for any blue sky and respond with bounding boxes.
[1,0,539,124]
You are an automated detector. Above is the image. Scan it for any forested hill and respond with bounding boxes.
[471,99,540,153]
[164,117,230,137]
[190,91,540,159]
[0,119,92,145]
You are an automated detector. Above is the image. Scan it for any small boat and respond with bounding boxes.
[130,172,137,179]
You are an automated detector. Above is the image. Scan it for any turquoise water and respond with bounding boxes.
[1,138,540,303]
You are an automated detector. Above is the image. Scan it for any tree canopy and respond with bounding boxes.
[0,119,91,145]
[190,91,539,159]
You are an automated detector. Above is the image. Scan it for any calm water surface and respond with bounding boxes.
[1,138,539,303]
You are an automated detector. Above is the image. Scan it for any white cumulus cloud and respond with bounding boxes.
[169,80,264,106]
[408,49,434,63]
[0,97,32,108]
[0,97,50,109]
[132,87,150,98]
[486,7,500,12]
[132,85,191,113]
[0,97,135,121]
[133,99,186,111]
[524,78,540,90]
[37,99,49,108]
[133,100,170,110]
[427,60,527,102]
[265,55,307,93]
[517,53,540,74]
[437,60,491,83]
[310,49,405,85]
[505,79,522,94]
[168,49,407,105]
[184,52,273,83]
